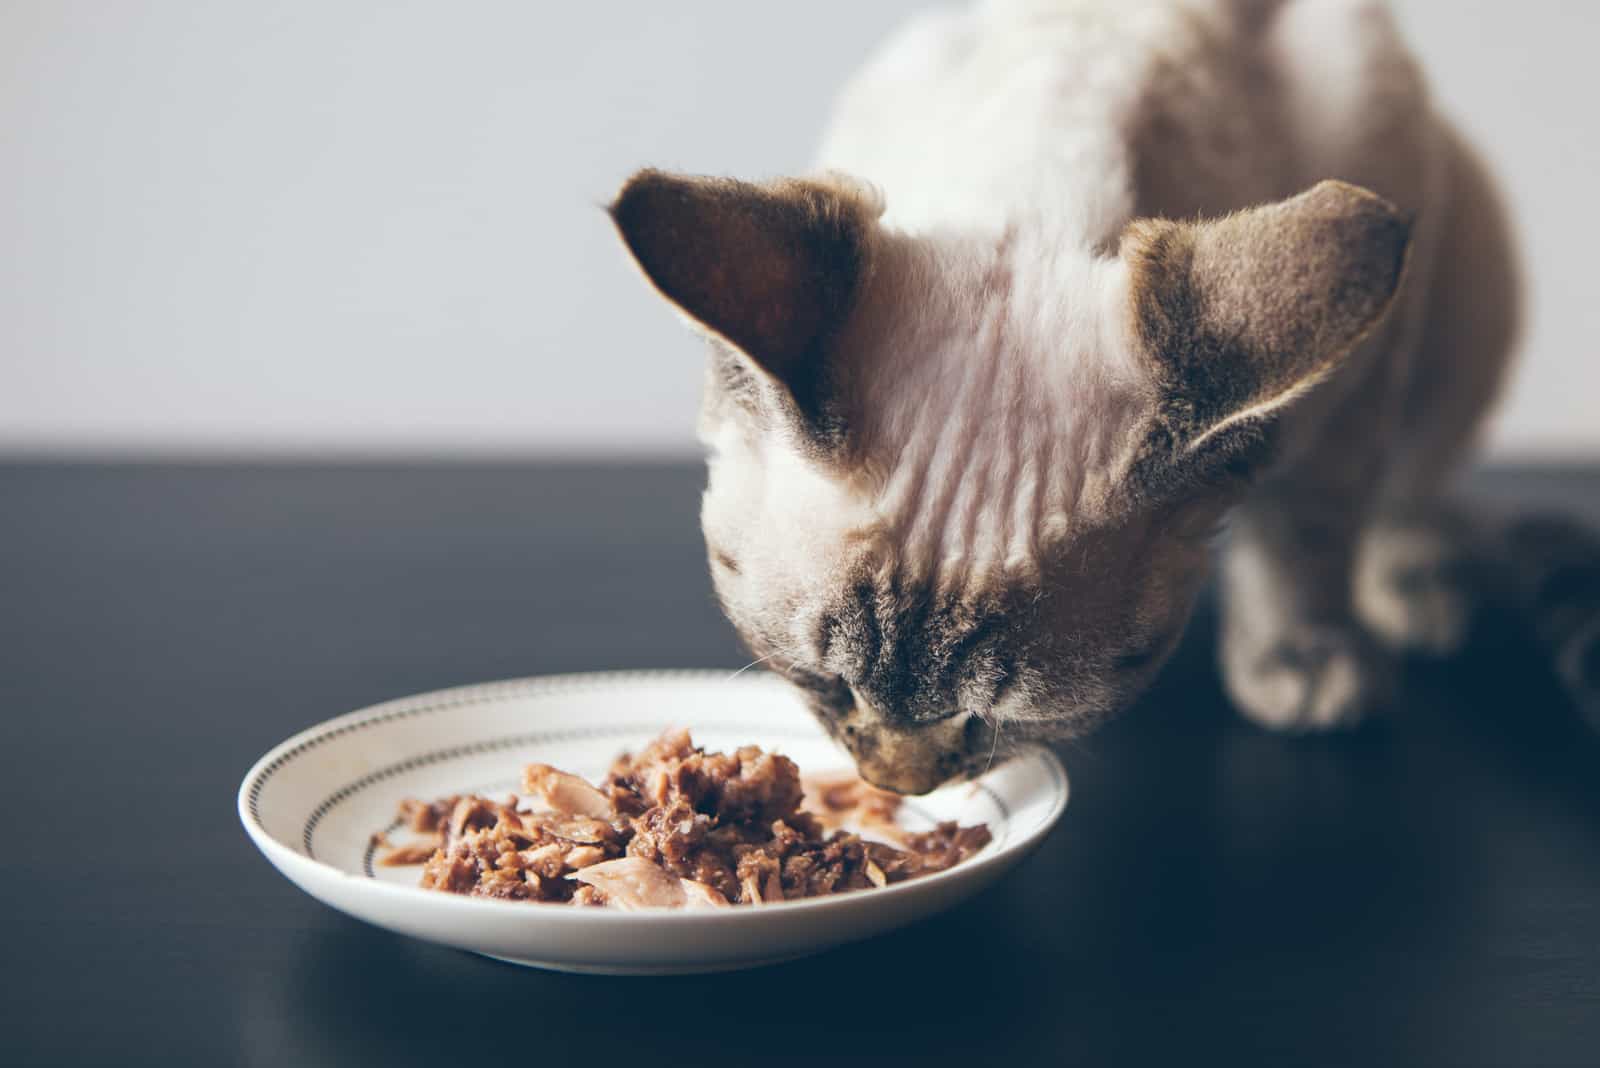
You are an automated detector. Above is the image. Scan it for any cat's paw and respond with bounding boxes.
[1222,623,1394,732]
[1355,516,1478,657]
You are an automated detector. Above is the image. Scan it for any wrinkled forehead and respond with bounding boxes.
[694,228,1154,590]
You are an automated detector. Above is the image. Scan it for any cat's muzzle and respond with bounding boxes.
[832,690,994,795]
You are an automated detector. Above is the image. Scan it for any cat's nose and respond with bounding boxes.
[835,689,982,794]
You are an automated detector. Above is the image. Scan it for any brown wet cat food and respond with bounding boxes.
[381,728,991,909]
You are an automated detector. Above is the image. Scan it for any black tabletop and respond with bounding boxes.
[5,461,1600,1067]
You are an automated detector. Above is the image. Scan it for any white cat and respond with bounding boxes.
[610,0,1520,792]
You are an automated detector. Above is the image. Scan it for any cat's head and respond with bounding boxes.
[610,170,1409,792]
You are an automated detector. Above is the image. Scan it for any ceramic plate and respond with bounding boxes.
[238,671,1068,974]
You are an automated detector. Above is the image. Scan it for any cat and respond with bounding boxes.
[607,0,1537,793]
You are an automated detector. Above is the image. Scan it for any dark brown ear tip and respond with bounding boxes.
[1361,201,1413,279]
[607,168,690,227]
[1305,177,1386,205]
[1357,192,1410,237]
[1356,197,1411,248]
[1299,180,1413,275]
[606,171,645,231]
[1383,209,1414,258]
[1303,179,1408,226]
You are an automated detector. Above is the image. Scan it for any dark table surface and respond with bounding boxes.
[5,461,1600,1067]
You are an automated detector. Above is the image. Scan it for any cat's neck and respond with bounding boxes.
[817,0,1286,250]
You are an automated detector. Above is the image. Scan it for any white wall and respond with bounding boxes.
[1,1,1594,458]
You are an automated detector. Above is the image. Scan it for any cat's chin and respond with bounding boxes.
[827,698,994,796]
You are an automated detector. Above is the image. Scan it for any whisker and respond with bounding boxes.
[725,653,775,682]
[983,713,1004,776]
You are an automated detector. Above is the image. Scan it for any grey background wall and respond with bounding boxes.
[2,1,1593,458]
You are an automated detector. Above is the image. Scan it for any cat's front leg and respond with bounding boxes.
[1219,497,1395,731]
[1353,505,1481,658]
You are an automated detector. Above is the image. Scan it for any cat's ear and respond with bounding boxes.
[609,168,882,426]
[1120,179,1411,489]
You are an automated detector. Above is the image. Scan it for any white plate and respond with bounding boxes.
[238,670,1068,975]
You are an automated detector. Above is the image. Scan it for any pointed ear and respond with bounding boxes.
[1122,179,1411,486]
[609,169,881,425]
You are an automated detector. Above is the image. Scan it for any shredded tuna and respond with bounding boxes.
[378,842,440,867]
[571,856,729,910]
[397,797,458,833]
[803,774,906,837]
[522,764,615,819]
[384,729,991,908]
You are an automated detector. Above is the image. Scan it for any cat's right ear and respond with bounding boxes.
[1120,179,1412,494]
[608,169,882,431]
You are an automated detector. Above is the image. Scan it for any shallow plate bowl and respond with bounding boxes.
[239,671,1068,974]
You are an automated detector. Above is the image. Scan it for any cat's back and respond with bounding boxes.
[817,0,1431,238]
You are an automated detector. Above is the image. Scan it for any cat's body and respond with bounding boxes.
[818,0,1514,495]
[611,0,1523,791]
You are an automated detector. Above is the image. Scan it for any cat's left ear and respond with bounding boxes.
[609,169,882,427]
[1120,179,1412,492]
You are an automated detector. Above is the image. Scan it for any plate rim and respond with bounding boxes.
[237,669,1069,924]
